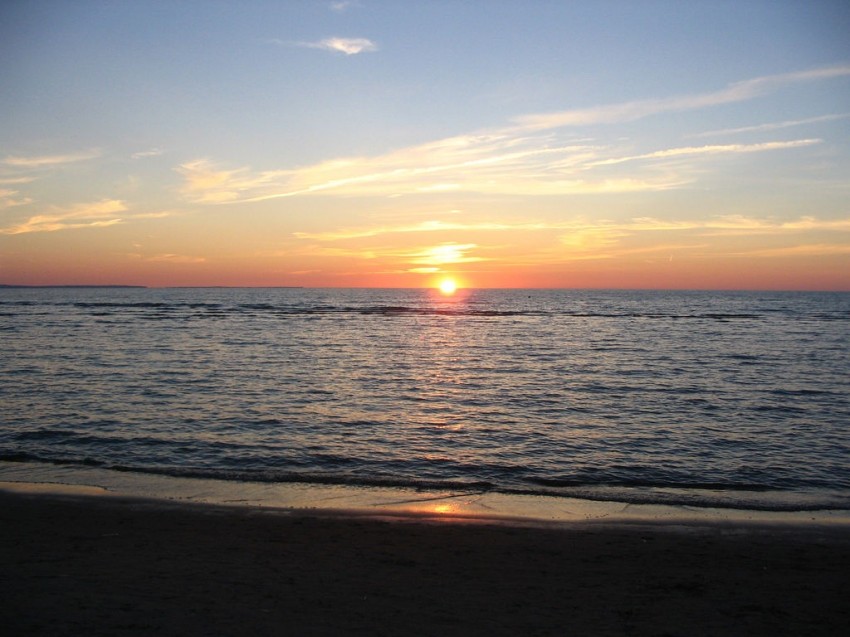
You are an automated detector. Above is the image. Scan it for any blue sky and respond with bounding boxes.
[2,1,849,288]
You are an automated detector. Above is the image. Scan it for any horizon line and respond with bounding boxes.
[2,284,848,293]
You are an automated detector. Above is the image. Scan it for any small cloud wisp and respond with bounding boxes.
[297,37,377,55]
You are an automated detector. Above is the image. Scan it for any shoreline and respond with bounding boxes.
[2,488,849,636]
[3,460,850,529]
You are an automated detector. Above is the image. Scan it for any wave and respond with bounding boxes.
[2,455,847,512]
[525,475,774,492]
[0,299,798,321]
[3,289,848,515]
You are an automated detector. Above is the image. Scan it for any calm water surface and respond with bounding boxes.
[1,287,848,510]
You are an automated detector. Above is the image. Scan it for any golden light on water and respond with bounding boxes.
[432,503,455,515]
[438,278,458,295]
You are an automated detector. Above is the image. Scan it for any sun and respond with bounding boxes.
[438,278,458,295]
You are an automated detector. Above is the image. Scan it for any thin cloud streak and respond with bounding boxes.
[0,199,127,235]
[329,1,360,12]
[2,150,101,168]
[741,244,850,257]
[556,216,850,262]
[513,66,850,131]
[691,114,850,138]
[294,37,378,55]
[179,132,805,203]
[177,65,847,204]
[0,201,172,235]
[0,176,36,185]
[131,148,164,159]
[178,159,292,203]
[0,188,33,210]
[588,139,821,167]
[145,253,207,263]
[294,220,546,241]
[408,243,484,266]
[291,213,850,268]
[179,137,680,203]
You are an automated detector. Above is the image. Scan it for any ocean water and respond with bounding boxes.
[1,287,848,511]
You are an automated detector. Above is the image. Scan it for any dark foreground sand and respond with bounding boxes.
[2,491,849,636]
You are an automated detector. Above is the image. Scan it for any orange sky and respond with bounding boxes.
[2,3,849,290]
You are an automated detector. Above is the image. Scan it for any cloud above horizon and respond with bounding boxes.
[294,37,378,55]
[0,188,33,210]
[2,150,101,169]
[290,213,850,272]
[0,200,172,235]
[0,199,127,235]
[690,113,850,138]
[177,132,821,204]
[512,65,850,130]
[176,65,846,205]
[587,139,821,167]
[329,1,360,12]
[131,148,165,159]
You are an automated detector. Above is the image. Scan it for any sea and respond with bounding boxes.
[1,287,848,512]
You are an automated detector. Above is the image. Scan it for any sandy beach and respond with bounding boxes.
[2,490,849,636]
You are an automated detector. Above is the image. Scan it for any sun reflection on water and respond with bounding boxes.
[432,503,456,515]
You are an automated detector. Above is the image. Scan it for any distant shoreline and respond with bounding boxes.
[0,285,306,289]
[0,284,148,289]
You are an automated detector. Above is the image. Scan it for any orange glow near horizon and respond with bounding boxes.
[1,210,849,291]
[3,257,850,290]
[1,10,848,296]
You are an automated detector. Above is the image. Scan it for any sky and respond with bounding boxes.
[1,0,849,290]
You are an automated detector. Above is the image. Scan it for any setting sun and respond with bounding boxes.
[1,3,848,293]
[438,278,458,295]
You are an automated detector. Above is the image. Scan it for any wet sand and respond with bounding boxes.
[2,490,849,636]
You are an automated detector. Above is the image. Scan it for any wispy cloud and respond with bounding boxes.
[178,159,291,203]
[131,148,164,159]
[180,136,681,203]
[627,215,850,234]
[291,213,850,270]
[0,201,172,235]
[291,240,488,271]
[177,65,848,204]
[294,37,377,55]
[0,176,36,185]
[177,131,807,203]
[407,243,485,266]
[0,188,33,210]
[513,65,850,131]
[741,244,850,257]
[294,220,547,241]
[2,150,101,168]
[588,139,821,167]
[145,253,207,264]
[691,113,850,138]
[547,215,850,264]
[329,1,360,12]
[0,199,126,235]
